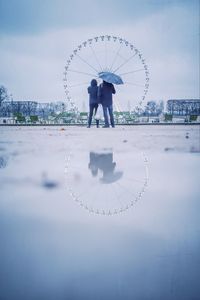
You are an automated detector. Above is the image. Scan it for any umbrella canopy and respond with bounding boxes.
[98,71,124,85]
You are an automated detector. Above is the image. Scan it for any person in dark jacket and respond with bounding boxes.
[87,79,99,128]
[98,80,116,128]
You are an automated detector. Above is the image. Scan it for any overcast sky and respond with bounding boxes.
[0,0,199,103]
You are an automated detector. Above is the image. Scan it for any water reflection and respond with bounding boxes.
[88,151,123,184]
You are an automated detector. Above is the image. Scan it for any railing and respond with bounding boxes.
[1,112,200,125]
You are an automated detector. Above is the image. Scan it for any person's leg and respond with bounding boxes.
[94,104,99,127]
[103,106,109,127]
[108,105,115,127]
[88,104,94,127]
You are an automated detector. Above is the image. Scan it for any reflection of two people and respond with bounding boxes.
[88,151,123,184]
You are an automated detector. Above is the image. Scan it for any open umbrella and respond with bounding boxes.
[98,71,124,85]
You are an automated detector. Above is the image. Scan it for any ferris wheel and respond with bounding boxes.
[63,35,149,112]
[65,144,149,216]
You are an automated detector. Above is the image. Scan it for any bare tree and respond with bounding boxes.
[145,100,164,116]
[0,85,9,105]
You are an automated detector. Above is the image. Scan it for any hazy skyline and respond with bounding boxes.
[0,0,199,103]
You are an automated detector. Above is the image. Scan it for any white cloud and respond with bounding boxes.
[0,4,199,106]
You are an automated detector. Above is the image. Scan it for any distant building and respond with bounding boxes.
[0,117,16,124]
[167,99,200,115]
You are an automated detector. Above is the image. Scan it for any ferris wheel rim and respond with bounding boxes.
[65,149,149,216]
[63,35,150,113]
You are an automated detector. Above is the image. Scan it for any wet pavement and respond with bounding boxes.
[0,125,200,300]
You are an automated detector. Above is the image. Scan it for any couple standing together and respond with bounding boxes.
[87,79,116,128]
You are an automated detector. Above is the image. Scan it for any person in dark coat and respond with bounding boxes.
[98,80,116,128]
[87,79,99,128]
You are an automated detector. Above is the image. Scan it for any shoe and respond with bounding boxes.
[102,125,109,128]
[87,125,90,128]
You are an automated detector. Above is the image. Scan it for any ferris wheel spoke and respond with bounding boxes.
[112,181,126,208]
[108,43,123,72]
[116,52,129,62]
[121,176,146,184]
[67,82,89,88]
[105,38,108,71]
[67,69,97,77]
[105,182,121,208]
[111,182,126,208]
[119,68,144,76]
[108,52,129,71]
[76,53,99,73]
[113,52,137,73]
[77,181,107,203]
[113,180,138,198]
[124,81,144,87]
[89,45,103,72]
[69,179,97,200]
